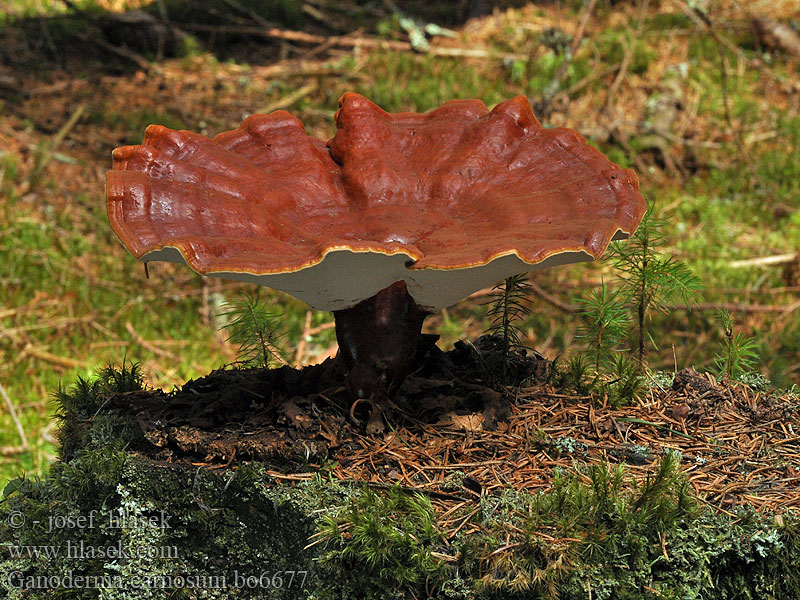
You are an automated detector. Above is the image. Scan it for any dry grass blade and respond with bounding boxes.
[0,381,29,452]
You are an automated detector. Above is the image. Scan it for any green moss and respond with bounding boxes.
[53,362,144,462]
[316,485,447,594]
[2,425,797,600]
[594,31,656,76]
[352,52,513,113]
[307,450,799,599]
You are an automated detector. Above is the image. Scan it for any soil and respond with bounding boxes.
[112,335,549,466]
[104,339,800,513]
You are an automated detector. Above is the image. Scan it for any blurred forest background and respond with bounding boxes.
[1,0,799,484]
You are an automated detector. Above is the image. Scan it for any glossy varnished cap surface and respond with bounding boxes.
[106,93,646,311]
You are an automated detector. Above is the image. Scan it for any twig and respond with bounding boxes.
[0,381,30,451]
[614,417,695,440]
[307,321,335,336]
[446,506,481,539]
[551,62,621,103]
[78,33,154,72]
[175,23,527,61]
[473,282,799,316]
[125,321,180,361]
[658,130,724,149]
[668,300,800,314]
[669,0,759,186]
[301,36,339,60]
[24,345,86,370]
[729,253,798,268]
[258,82,317,114]
[221,0,272,27]
[295,310,313,367]
[467,282,579,312]
[540,0,599,116]
[563,0,599,77]
[529,282,579,313]
[27,103,86,188]
[604,38,633,114]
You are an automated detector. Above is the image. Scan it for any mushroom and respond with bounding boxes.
[106,93,646,397]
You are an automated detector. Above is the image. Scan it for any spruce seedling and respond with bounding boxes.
[548,354,594,396]
[714,309,760,379]
[217,288,285,368]
[484,274,533,382]
[605,353,647,407]
[606,203,703,365]
[576,280,630,373]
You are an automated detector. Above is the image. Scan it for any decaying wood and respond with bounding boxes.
[753,17,800,59]
[118,360,800,516]
[730,252,798,268]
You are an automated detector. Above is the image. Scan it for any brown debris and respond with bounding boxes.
[104,356,800,515]
[753,17,800,59]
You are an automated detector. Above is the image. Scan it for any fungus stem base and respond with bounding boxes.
[333,281,429,399]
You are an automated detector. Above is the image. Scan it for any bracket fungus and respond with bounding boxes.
[107,92,646,397]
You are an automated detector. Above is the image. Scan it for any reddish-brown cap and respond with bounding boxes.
[106,93,646,311]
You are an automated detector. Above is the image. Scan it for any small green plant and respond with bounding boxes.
[52,360,144,462]
[548,354,595,396]
[472,450,698,595]
[606,202,703,365]
[53,360,144,420]
[714,309,760,379]
[317,485,446,591]
[604,353,647,407]
[576,280,630,372]
[217,288,285,368]
[484,274,533,383]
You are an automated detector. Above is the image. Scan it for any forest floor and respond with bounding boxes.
[107,345,800,515]
[1,0,799,490]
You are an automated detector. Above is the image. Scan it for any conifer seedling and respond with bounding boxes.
[484,274,533,383]
[606,203,703,365]
[714,309,760,379]
[576,280,631,373]
[217,288,285,368]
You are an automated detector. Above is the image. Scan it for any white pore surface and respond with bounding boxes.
[142,245,600,312]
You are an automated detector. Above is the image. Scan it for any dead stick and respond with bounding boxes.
[258,81,317,114]
[0,381,30,451]
[294,310,313,367]
[175,23,527,60]
[604,39,633,114]
[551,62,621,103]
[221,0,271,27]
[529,282,580,313]
[307,321,335,336]
[125,321,180,361]
[477,284,800,315]
[79,34,153,71]
[25,345,86,369]
[669,0,758,184]
[465,283,579,313]
[552,0,599,87]
[729,253,797,268]
[670,300,800,314]
[28,103,85,186]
